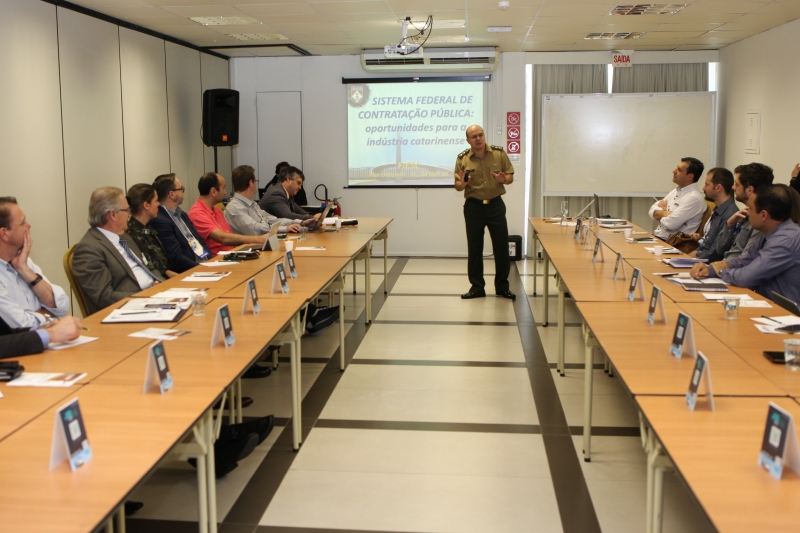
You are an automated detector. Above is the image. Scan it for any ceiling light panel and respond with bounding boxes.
[227,33,288,41]
[584,32,645,39]
[611,4,689,16]
[190,16,261,26]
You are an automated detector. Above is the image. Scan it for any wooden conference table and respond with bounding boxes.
[529,217,800,533]
[0,218,391,533]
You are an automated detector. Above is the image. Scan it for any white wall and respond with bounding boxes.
[231,54,527,256]
[0,0,228,315]
[718,18,800,180]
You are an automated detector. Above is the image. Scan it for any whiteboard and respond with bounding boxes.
[541,92,716,197]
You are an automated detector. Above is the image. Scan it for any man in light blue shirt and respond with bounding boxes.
[0,197,70,328]
[693,184,800,303]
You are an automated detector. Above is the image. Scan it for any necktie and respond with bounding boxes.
[120,238,158,282]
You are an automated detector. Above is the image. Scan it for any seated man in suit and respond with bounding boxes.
[692,184,800,303]
[648,157,707,240]
[0,197,70,328]
[149,174,212,273]
[72,187,164,314]
[687,167,738,261]
[259,166,320,222]
[0,315,82,358]
[187,172,268,256]
[225,165,305,236]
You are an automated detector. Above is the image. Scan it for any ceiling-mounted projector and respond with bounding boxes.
[384,44,423,58]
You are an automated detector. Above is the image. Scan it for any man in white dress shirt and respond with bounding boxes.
[0,197,70,328]
[648,157,707,240]
[72,187,163,315]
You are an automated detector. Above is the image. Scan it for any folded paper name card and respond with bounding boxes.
[144,340,173,394]
[574,218,582,239]
[284,251,298,279]
[647,285,667,325]
[670,312,696,359]
[758,402,800,480]
[628,267,644,301]
[242,278,260,314]
[592,237,604,263]
[685,351,713,411]
[272,263,289,294]
[613,252,626,281]
[50,398,92,471]
[211,303,235,347]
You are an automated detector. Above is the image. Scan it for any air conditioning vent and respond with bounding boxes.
[365,58,425,66]
[429,56,489,64]
[361,47,497,72]
[585,32,644,40]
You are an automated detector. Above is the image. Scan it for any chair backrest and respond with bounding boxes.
[63,245,89,317]
[697,200,715,237]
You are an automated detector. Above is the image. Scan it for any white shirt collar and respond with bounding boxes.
[233,192,257,207]
[97,227,121,245]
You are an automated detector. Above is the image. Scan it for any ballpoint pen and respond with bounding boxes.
[119,310,160,315]
[761,315,782,324]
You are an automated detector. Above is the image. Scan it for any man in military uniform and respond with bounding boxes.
[455,125,515,300]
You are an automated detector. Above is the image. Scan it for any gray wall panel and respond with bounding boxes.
[0,0,69,295]
[119,28,171,188]
[57,7,126,245]
[165,42,204,208]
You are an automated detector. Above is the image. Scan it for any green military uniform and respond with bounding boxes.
[454,144,515,295]
[125,217,170,279]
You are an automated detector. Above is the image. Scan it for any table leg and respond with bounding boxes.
[204,410,218,533]
[105,517,114,533]
[557,276,566,376]
[115,505,126,533]
[532,233,538,296]
[289,334,300,451]
[543,251,550,327]
[365,245,372,324]
[294,313,303,445]
[196,431,209,533]
[227,385,235,426]
[582,323,598,462]
[236,378,243,424]
[339,278,346,371]
[648,439,673,533]
[352,259,357,294]
[272,346,278,370]
[645,430,656,533]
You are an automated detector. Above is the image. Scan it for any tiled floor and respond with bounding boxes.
[128,257,717,533]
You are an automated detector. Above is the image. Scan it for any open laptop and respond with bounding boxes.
[308,204,333,233]
[772,291,800,317]
[245,223,281,252]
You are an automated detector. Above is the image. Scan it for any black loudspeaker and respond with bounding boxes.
[203,89,239,147]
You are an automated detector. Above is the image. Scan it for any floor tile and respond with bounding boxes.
[538,325,599,365]
[320,387,539,425]
[338,365,533,393]
[403,258,496,274]
[260,470,562,533]
[345,257,397,275]
[391,274,472,295]
[292,428,552,479]
[376,295,517,323]
[528,295,583,323]
[550,368,629,397]
[241,363,326,418]
[559,388,640,428]
[570,435,647,482]
[353,324,525,363]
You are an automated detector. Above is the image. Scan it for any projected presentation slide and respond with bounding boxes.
[347,80,485,186]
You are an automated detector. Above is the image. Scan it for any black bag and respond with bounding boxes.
[305,304,340,336]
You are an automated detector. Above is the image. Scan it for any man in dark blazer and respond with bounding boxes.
[259,166,319,222]
[72,187,163,315]
[150,174,211,272]
[0,315,83,358]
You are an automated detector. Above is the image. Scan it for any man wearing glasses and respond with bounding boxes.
[149,174,212,273]
[454,125,516,300]
[72,187,164,314]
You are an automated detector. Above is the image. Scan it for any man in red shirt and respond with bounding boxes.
[188,173,267,256]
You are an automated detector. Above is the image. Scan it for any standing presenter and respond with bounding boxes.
[454,125,516,300]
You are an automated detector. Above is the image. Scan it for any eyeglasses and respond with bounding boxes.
[467,133,484,140]
[117,208,131,213]
[172,187,186,192]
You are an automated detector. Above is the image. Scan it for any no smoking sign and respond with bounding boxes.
[507,126,520,139]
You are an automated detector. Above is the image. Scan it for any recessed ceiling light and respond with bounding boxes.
[585,32,644,39]
[611,4,688,16]
[227,34,288,41]
[190,16,261,26]
[488,26,512,32]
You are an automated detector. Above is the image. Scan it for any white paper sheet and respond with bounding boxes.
[7,372,87,387]
[47,336,98,351]
[200,261,239,267]
[128,328,191,341]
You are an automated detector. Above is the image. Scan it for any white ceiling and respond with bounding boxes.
[67,0,800,56]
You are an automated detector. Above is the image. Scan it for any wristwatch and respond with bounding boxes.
[29,273,43,287]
